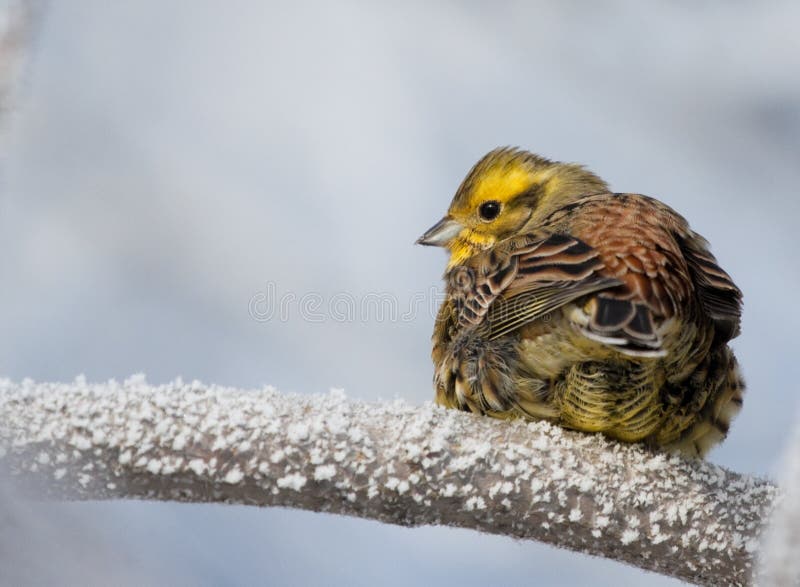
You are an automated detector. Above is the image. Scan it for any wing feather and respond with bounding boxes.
[446,193,742,358]
[448,233,622,340]
[677,234,742,344]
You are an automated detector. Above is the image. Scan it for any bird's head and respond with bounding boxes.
[417,147,608,267]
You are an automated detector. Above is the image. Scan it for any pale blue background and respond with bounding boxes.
[1,2,799,585]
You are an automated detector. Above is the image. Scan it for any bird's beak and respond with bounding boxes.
[416,216,463,247]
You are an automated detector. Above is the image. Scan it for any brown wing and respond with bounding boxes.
[448,193,741,357]
[549,193,741,353]
[568,193,742,348]
[448,232,621,340]
[485,234,621,339]
[677,233,742,345]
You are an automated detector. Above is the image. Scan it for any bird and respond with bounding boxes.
[417,147,743,457]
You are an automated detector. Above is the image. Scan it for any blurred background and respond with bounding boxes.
[1,1,799,585]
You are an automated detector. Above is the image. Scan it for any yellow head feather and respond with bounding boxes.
[436,147,608,267]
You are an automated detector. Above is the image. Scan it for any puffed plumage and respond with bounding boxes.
[418,147,743,457]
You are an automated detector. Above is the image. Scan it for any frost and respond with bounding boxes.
[313,464,336,481]
[125,373,147,386]
[621,529,640,545]
[759,410,800,585]
[224,468,244,484]
[188,459,206,476]
[465,496,486,511]
[277,473,307,491]
[287,422,309,443]
[595,516,610,528]
[70,434,91,451]
[172,433,188,451]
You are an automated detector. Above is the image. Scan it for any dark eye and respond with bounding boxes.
[479,200,501,221]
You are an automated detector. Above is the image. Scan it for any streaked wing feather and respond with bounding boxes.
[488,278,617,340]
[679,236,742,343]
[451,233,622,340]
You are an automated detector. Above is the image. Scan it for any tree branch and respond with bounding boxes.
[758,415,800,586]
[0,377,779,586]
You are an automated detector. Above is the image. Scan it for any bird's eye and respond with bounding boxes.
[479,200,501,221]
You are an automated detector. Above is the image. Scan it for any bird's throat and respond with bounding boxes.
[447,233,494,268]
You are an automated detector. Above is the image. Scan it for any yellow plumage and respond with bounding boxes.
[419,147,744,457]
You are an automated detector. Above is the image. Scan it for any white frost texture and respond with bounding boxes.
[758,412,800,586]
[0,377,782,586]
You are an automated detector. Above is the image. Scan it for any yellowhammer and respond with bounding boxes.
[418,147,743,457]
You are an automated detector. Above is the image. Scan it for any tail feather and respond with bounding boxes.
[664,347,744,457]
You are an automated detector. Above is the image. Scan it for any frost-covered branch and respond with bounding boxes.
[0,378,779,586]
[758,413,800,586]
